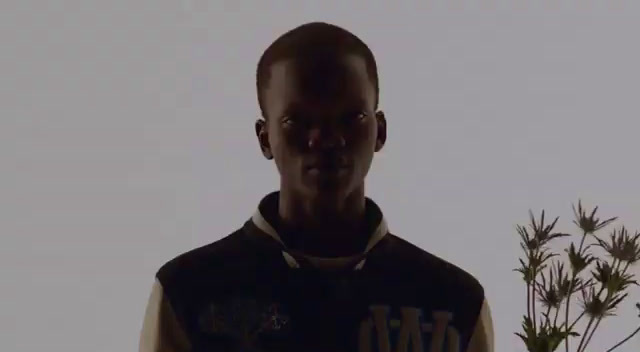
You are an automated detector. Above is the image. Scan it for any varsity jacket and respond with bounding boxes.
[139,192,494,352]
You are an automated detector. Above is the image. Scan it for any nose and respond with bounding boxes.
[307,126,346,150]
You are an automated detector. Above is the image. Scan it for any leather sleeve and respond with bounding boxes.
[139,279,191,352]
[464,298,494,352]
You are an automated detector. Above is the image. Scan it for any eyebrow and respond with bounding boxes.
[283,96,370,116]
[281,104,301,118]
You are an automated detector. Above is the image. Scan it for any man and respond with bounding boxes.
[139,22,493,352]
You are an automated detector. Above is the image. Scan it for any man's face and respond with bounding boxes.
[256,53,386,200]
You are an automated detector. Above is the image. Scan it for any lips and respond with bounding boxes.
[306,159,350,175]
[306,159,348,170]
[309,166,344,173]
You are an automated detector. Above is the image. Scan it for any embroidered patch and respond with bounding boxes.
[198,298,291,340]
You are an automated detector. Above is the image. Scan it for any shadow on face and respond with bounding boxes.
[256,53,387,199]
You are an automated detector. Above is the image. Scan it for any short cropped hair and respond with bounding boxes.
[256,22,379,119]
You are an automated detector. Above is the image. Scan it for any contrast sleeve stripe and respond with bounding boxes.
[139,279,191,352]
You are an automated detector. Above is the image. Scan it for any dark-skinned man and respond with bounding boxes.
[139,22,494,352]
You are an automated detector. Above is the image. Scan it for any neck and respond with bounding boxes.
[277,185,368,255]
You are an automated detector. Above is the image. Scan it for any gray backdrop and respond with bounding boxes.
[1,1,639,351]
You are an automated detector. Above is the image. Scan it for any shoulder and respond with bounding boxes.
[155,228,267,294]
[370,234,491,346]
[376,234,485,300]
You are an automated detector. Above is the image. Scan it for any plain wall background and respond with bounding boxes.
[1,1,639,351]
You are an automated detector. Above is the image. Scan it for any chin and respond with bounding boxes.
[298,170,356,198]
[303,183,352,201]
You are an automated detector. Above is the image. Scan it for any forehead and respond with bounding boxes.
[262,54,375,116]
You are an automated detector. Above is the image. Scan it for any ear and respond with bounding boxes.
[255,119,273,160]
[374,110,387,152]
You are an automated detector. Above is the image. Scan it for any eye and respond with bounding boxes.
[281,115,298,126]
[345,111,368,122]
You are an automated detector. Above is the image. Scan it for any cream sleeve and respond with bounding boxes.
[139,279,191,352]
[464,298,494,352]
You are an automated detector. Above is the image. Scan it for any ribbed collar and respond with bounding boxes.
[248,191,389,271]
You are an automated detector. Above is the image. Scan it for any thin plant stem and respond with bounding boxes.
[621,261,630,276]
[579,266,617,352]
[567,310,585,332]
[553,304,560,326]
[565,231,588,352]
[576,316,595,352]
[577,278,608,352]
[580,318,602,352]
[544,305,551,329]
[577,286,606,352]
[527,281,532,323]
[532,269,538,335]
[578,233,587,253]
[582,259,630,352]
[531,247,542,335]
[606,325,640,352]
[564,278,575,352]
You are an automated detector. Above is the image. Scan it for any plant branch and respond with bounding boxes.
[606,325,640,352]
[586,260,633,352]
[527,281,532,323]
[567,310,585,332]
[532,265,538,335]
[580,317,602,352]
[515,203,638,352]
[580,258,623,352]
[565,230,588,352]
[577,283,608,352]
[576,315,595,352]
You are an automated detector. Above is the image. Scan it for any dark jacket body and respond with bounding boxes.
[139,192,493,352]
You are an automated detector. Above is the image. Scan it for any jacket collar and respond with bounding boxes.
[248,191,389,271]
